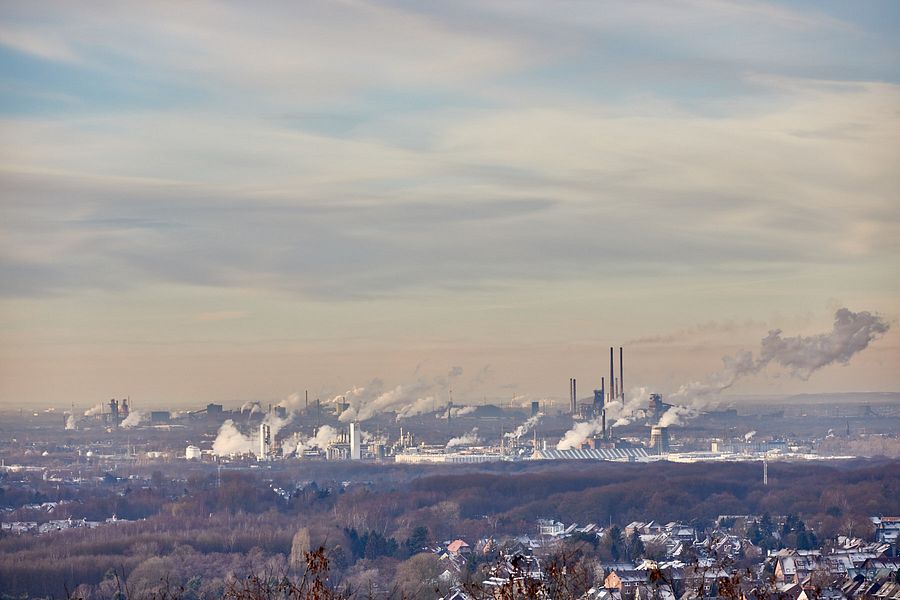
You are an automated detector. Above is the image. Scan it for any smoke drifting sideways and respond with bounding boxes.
[293,425,342,455]
[444,405,477,418]
[505,413,542,441]
[556,308,888,446]
[83,403,104,417]
[335,379,440,422]
[120,411,146,428]
[671,308,888,406]
[555,385,650,449]
[557,420,603,450]
[211,412,293,457]
[446,428,480,449]
[659,307,889,427]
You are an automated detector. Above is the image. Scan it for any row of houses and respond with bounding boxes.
[436,516,899,600]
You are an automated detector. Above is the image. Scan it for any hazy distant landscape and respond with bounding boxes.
[2,0,899,598]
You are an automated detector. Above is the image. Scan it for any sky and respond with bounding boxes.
[1,0,898,410]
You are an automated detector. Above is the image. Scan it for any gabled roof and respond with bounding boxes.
[447,539,470,554]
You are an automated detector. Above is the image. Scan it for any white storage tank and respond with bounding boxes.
[185,445,202,460]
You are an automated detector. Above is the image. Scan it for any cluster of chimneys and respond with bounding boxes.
[108,398,129,427]
[569,346,625,440]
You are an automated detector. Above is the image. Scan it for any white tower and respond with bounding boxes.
[259,423,271,459]
[350,422,361,460]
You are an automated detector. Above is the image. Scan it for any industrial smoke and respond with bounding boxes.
[338,380,437,422]
[556,419,604,450]
[295,425,341,453]
[212,419,255,455]
[671,307,888,406]
[120,411,145,428]
[211,412,293,456]
[505,414,542,440]
[444,405,477,418]
[83,403,104,417]
[446,428,480,449]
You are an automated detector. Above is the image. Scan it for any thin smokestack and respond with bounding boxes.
[601,376,606,439]
[573,378,577,415]
[619,346,624,405]
[609,347,614,410]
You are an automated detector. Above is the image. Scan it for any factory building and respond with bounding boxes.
[531,447,650,461]
[711,439,787,454]
[395,451,502,464]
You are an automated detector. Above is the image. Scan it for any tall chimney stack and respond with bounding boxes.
[572,378,577,415]
[609,347,615,412]
[601,376,606,439]
[619,347,624,405]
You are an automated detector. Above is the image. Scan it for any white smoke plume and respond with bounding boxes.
[760,308,889,378]
[443,405,477,418]
[296,425,341,453]
[606,386,650,428]
[744,430,757,442]
[211,412,292,456]
[658,405,698,428]
[277,392,305,413]
[335,380,385,422]
[556,386,650,448]
[120,411,145,428]
[338,380,436,422]
[447,428,480,449]
[212,419,255,456]
[361,429,386,445]
[556,418,604,450]
[398,395,437,419]
[240,401,262,415]
[672,308,888,405]
[509,394,529,406]
[84,403,104,417]
[65,415,77,430]
[505,414,542,440]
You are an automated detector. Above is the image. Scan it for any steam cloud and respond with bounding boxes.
[446,428,480,449]
[657,405,697,428]
[556,308,887,444]
[211,412,293,456]
[338,380,440,422]
[556,387,648,449]
[212,420,255,456]
[84,403,104,417]
[556,419,604,450]
[605,386,650,428]
[444,405,477,418]
[65,415,77,430]
[240,401,265,415]
[295,425,341,454]
[120,411,145,428]
[672,308,888,405]
[505,414,542,440]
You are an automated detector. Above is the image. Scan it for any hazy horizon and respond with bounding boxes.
[2,1,899,409]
